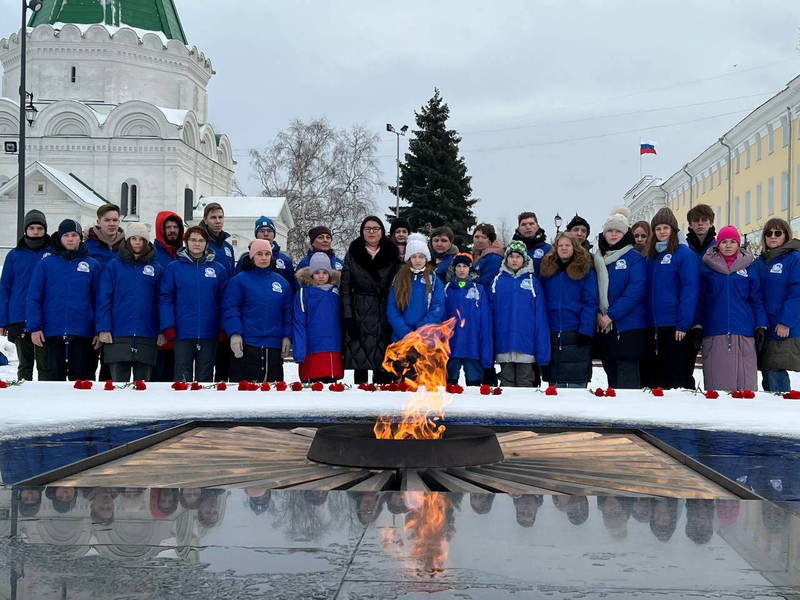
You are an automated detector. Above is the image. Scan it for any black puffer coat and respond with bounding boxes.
[341,237,400,370]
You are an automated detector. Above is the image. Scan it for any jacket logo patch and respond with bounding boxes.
[77,261,90,273]
[332,287,340,295]
[660,254,672,265]
[335,263,343,271]
[272,281,283,293]
[770,263,783,274]
[204,267,217,278]
[275,258,286,269]
[143,265,155,277]
[225,247,233,257]
[520,278,534,291]
[466,286,480,300]
[42,252,51,259]
[533,248,544,258]
[615,259,627,270]
[736,269,748,278]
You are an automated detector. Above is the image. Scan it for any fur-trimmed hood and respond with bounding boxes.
[539,247,593,280]
[295,266,341,287]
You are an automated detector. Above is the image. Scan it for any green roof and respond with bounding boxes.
[28,0,188,44]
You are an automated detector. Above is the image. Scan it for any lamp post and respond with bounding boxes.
[386,123,408,218]
[554,213,563,234]
[17,0,42,240]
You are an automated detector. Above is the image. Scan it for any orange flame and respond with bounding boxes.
[374,317,456,440]
[405,492,451,575]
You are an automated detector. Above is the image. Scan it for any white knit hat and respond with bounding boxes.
[603,206,631,233]
[404,232,431,262]
[126,222,150,242]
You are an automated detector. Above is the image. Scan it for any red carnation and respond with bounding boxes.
[73,379,93,390]
[399,382,411,392]
[217,381,228,391]
[133,380,147,391]
[480,384,491,395]
[783,390,800,399]
[275,381,287,391]
[492,387,503,395]
[652,387,664,397]
[291,381,304,392]
[0,381,8,389]
[446,383,464,394]
[311,381,324,391]
[605,387,616,397]
[328,382,345,392]
[190,381,202,391]
[594,387,605,397]
[104,380,115,391]
[742,389,755,399]
[705,389,719,399]
[545,385,558,396]
[731,390,744,399]
[260,382,271,391]
[171,381,188,391]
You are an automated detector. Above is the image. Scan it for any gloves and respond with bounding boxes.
[576,333,592,347]
[345,318,361,341]
[98,331,113,344]
[230,334,244,359]
[482,367,498,386]
[281,337,292,359]
[755,328,766,354]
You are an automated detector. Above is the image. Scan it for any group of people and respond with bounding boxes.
[1,199,797,392]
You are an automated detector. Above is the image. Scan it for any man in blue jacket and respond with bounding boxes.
[223,239,293,382]
[235,216,296,290]
[0,209,52,380]
[296,226,344,271]
[85,203,125,267]
[512,211,552,276]
[27,219,101,381]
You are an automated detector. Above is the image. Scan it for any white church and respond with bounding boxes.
[0,0,291,257]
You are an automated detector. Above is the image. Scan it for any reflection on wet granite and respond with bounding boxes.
[0,486,798,598]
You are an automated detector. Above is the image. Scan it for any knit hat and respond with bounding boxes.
[254,216,276,235]
[603,206,631,233]
[202,202,224,220]
[249,238,271,259]
[566,214,590,235]
[389,218,412,237]
[404,232,431,262]
[126,222,150,241]
[24,209,47,232]
[650,207,679,232]
[308,225,332,244]
[56,219,82,240]
[504,240,528,258]
[717,225,741,245]
[451,252,473,268]
[308,251,333,275]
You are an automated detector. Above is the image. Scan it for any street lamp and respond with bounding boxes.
[386,123,408,219]
[17,0,43,239]
[554,213,563,233]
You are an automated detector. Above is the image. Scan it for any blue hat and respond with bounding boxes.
[254,216,276,235]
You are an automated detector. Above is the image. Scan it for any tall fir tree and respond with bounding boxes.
[389,89,477,250]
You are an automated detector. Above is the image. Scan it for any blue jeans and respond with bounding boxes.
[762,369,790,393]
[447,358,483,385]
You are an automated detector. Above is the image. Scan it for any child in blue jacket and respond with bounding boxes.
[489,241,550,387]
[293,252,344,382]
[444,253,493,386]
[387,233,445,342]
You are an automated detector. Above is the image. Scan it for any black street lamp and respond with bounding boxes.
[17,0,43,240]
[386,123,408,219]
[554,213,563,233]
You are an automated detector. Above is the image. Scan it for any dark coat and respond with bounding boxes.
[340,237,400,370]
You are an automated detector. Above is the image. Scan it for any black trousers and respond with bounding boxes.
[14,331,50,381]
[230,345,283,382]
[353,367,394,385]
[45,336,93,381]
[109,362,152,382]
[642,326,696,389]
[174,339,216,382]
[151,349,175,382]
[214,341,231,382]
[601,358,640,389]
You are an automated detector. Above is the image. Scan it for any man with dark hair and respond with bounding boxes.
[686,204,716,257]
[296,225,344,272]
[430,226,459,282]
[86,203,125,266]
[0,209,52,380]
[200,202,235,275]
[153,211,184,268]
[566,214,592,251]
[512,211,551,276]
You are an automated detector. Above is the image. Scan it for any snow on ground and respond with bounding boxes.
[2,357,800,441]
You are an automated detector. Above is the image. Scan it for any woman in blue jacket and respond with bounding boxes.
[96,223,163,382]
[387,233,445,342]
[593,207,647,389]
[644,208,700,389]
[539,233,598,388]
[26,219,101,381]
[489,241,550,387]
[293,252,343,382]
[471,223,504,290]
[223,239,293,382]
[444,253,493,386]
[159,226,229,382]
[700,226,767,391]
[754,218,800,392]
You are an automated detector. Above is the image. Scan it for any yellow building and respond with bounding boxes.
[626,74,800,244]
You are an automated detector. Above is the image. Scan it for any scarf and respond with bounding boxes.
[761,238,800,262]
[23,235,49,251]
[593,230,636,315]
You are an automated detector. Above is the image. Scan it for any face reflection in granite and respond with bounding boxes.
[0,486,798,598]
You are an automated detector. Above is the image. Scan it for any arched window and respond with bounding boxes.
[120,182,128,215]
[129,184,138,216]
[70,66,77,83]
[120,180,139,216]
[184,188,194,222]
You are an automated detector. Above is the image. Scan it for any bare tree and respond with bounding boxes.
[250,118,382,260]
[497,216,514,246]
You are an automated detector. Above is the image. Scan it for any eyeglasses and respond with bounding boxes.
[765,230,785,238]
[363,227,382,233]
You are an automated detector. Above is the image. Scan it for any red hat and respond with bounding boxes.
[717,225,741,245]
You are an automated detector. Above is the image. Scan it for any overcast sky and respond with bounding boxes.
[5,0,800,237]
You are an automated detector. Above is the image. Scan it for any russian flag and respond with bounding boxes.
[640,139,657,155]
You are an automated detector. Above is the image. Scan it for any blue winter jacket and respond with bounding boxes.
[754,246,800,339]
[96,245,162,338]
[85,227,123,268]
[26,244,101,338]
[489,259,551,364]
[292,268,342,362]
[159,248,229,340]
[646,244,700,331]
[602,247,648,332]
[473,246,504,290]
[540,260,599,337]
[223,264,293,348]
[433,249,458,283]
[444,277,493,368]
[699,249,767,337]
[296,249,344,272]
[387,270,445,341]
[235,241,297,291]
[154,240,178,269]
[0,238,51,328]
[204,228,235,275]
